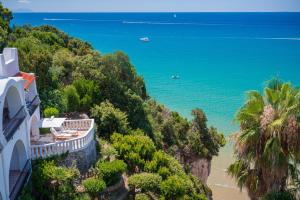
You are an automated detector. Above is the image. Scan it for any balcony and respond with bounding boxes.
[3,106,27,142]
[31,119,95,159]
[26,95,40,116]
[9,159,31,200]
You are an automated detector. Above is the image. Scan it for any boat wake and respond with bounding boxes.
[217,36,300,41]
[122,21,234,26]
[43,18,121,22]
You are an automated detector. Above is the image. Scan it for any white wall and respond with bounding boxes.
[0,48,20,78]
[0,78,30,200]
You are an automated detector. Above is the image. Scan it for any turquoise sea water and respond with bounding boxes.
[12,13,300,134]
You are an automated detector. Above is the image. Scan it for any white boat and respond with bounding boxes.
[140,37,150,42]
[171,75,180,79]
[173,14,177,18]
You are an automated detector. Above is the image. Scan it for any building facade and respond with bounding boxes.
[0,48,95,200]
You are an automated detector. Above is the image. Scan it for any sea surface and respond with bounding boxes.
[12,12,300,135]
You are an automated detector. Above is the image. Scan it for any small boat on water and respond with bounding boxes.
[171,75,180,79]
[173,14,177,18]
[140,37,150,42]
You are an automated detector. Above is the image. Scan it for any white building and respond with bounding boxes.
[0,48,95,200]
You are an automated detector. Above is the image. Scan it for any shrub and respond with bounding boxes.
[82,177,106,200]
[144,150,184,178]
[136,193,151,200]
[128,173,162,193]
[63,85,80,112]
[31,159,79,199]
[97,159,127,186]
[160,175,190,199]
[262,191,296,200]
[91,101,129,138]
[111,133,156,172]
[44,107,59,117]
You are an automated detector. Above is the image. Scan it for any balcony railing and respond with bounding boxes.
[26,95,40,116]
[3,106,27,142]
[9,159,31,200]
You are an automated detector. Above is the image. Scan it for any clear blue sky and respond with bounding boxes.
[1,0,300,12]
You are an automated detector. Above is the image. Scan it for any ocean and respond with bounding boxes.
[11,12,300,135]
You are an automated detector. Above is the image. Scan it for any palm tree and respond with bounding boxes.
[228,79,300,200]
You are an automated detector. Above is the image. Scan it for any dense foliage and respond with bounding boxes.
[0,3,12,50]
[91,101,129,138]
[128,173,162,193]
[96,159,127,186]
[82,177,106,200]
[228,79,300,200]
[111,132,156,172]
[30,159,79,200]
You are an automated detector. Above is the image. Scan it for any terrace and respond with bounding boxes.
[30,119,94,159]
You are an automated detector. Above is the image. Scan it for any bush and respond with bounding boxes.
[63,85,80,112]
[144,151,184,178]
[128,173,162,193]
[136,193,150,200]
[262,191,296,200]
[82,177,106,199]
[97,159,127,186]
[91,101,129,138]
[31,159,79,200]
[160,175,190,199]
[44,107,59,117]
[111,133,156,172]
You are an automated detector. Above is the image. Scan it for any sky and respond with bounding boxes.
[1,0,300,12]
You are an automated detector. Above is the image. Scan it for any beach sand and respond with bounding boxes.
[207,144,249,200]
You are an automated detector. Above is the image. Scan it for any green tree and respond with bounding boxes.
[10,36,53,91]
[63,85,80,112]
[111,133,156,173]
[144,150,185,179]
[50,48,75,85]
[73,78,101,111]
[228,80,300,200]
[188,109,225,158]
[91,101,129,138]
[0,3,12,50]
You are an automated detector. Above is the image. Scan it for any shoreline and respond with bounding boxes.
[207,143,249,200]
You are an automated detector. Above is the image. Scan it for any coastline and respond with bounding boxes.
[207,143,249,200]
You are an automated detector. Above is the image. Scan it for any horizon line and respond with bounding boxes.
[12,11,300,13]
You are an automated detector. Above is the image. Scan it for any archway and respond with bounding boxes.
[9,140,29,199]
[2,86,24,140]
[30,115,40,141]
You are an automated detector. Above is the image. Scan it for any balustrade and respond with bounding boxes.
[31,119,94,159]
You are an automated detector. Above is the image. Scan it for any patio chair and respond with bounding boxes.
[50,127,73,140]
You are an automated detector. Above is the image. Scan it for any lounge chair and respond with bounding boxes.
[50,127,74,140]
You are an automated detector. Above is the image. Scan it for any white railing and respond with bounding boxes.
[30,119,94,159]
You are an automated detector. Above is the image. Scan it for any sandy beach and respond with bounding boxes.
[207,144,249,200]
